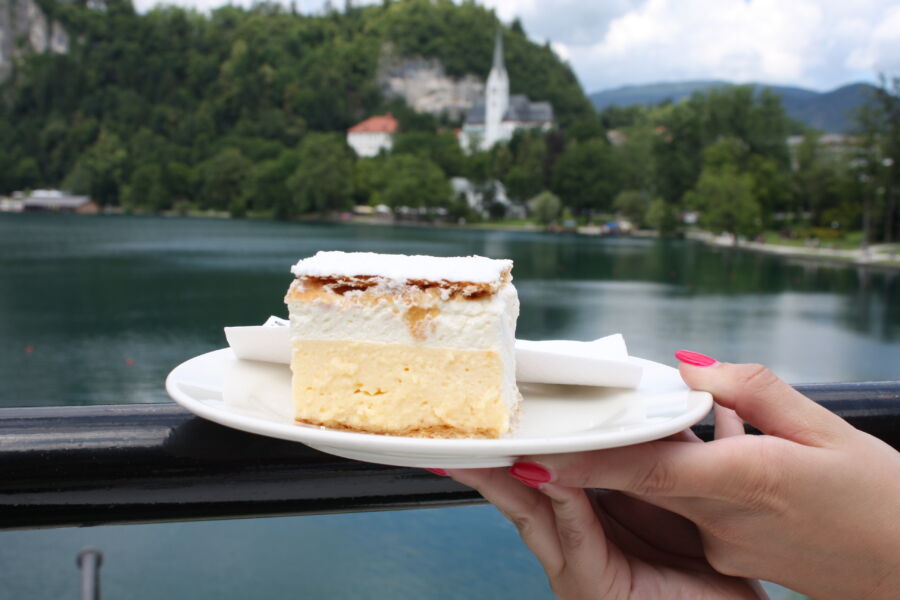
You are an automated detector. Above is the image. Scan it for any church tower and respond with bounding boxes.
[484,30,509,149]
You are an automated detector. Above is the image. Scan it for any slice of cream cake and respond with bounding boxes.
[284,251,520,438]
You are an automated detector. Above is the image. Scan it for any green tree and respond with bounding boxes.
[286,133,353,215]
[380,154,450,214]
[197,147,251,211]
[529,190,561,225]
[613,190,650,228]
[552,138,622,216]
[10,157,41,191]
[63,130,128,206]
[392,131,464,177]
[686,168,761,243]
[122,164,168,212]
[166,162,194,203]
[504,130,547,201]
[243,149,299,216]
[566,115,605,143]
[853,76,900,244]
[645,196,680,236]
[352,156,388,206]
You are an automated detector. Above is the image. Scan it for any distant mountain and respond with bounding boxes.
[589,81,878,133]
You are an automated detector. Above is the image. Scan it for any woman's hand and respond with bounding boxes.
[449,461,767,599]
[447,353,900,600]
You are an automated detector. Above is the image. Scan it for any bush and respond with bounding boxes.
[528,190,562,225]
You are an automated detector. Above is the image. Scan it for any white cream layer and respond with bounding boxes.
[290,251,513,284]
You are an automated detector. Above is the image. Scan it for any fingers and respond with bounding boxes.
[677,355,852,446]
[714,403,745,439]
[511,440,742,499]
[538,484,622,584]
[446,468,564,576]
[449,470,632,598]
[595,491,706,562]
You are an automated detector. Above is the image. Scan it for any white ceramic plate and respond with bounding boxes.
[166,349,712,468]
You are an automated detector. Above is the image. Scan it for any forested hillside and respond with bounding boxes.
[2,0,896,245]
[0,0,592,208]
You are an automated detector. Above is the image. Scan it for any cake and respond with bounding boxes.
[284,251,520,438]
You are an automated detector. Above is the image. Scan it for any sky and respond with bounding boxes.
[132,0,900,93]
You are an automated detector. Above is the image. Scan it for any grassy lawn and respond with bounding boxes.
[761,230,865,250]
[469,218,538,229]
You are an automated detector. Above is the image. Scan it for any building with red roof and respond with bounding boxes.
[347,113,398,157]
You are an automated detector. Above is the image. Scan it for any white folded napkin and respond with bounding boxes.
[224,317,643,389]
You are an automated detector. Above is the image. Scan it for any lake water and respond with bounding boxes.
[1,213,897,598]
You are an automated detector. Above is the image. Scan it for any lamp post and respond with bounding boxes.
[884,157,895,243]
[76,548,103,600]
[860,172,871,253]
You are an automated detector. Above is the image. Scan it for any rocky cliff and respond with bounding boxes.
[0,0,69,81]
[377,49,483,120]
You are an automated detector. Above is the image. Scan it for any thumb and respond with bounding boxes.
[675,350,852,446]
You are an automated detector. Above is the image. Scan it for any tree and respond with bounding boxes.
[503,130,547,202]
[380,154,450,214]
[392,131,464,177]
[63,130,127,206]
[122,164,167,212]
[876,76,900,243]
[529,190,561,225]
[613,190,650,228]
[10,157,41,191]
[686,168,761,243]
[243,149,299,216]
[552,138,622,216]
[854,75,900,243]
[505,164,542,203]
[197,147,251,211]
[645,196,680,236]
[352,156,387,206]
[286,133,353,215]
[566,115,605,143]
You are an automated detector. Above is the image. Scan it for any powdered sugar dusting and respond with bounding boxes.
[291,251,512,283]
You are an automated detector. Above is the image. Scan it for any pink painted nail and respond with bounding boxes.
[509,462,554,485]
[425,468,448,476]
[675,349,719,367]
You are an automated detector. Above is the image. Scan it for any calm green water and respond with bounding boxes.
[1,213,897,598]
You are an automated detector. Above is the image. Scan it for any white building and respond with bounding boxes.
[4,189,98,213]
[459,32,554,153]
[346,113,399,157]
[451,177,526,219]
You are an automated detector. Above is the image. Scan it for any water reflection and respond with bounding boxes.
[0,213,897,407]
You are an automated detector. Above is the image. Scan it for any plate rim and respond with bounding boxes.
[165,348,713,458]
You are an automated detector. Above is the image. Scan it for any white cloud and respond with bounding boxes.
[846,5,900,77]
[481,0,644,45]
[554,0,898,91]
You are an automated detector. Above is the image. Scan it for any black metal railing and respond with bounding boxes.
[1,381,898,531]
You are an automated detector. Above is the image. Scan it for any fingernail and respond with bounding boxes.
[509,462,554,485]
[425,468,448,476]
[675,349,719,367]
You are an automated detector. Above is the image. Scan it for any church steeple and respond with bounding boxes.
[492,29,505,73]
[484,29,509,149]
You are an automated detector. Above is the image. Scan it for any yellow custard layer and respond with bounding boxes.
[291,339,509,438]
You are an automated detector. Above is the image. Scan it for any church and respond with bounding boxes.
[458,32,555,153]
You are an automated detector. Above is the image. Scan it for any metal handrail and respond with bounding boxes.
[1,381,898,531]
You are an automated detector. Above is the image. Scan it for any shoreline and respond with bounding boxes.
[4,209,899,271]
[688,230,900,271]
